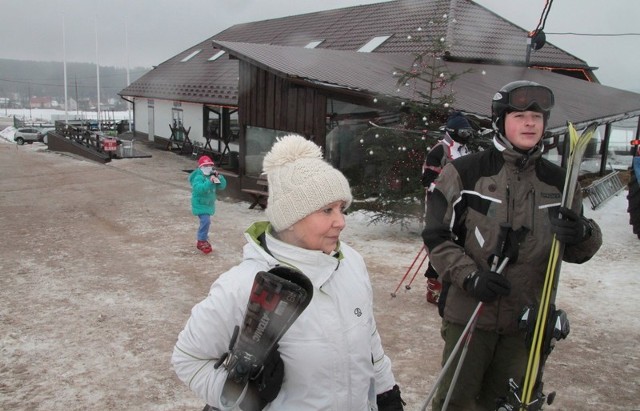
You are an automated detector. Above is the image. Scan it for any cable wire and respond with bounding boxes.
[533,0,554,33]
[545,32,640,36]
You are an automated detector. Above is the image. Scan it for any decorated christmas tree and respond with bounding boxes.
[348,17,472,226]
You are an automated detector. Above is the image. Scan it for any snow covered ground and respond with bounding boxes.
[3,108,131,124]
[0,132,638,410]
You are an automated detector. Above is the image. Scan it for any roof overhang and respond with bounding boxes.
[213,40,640,136]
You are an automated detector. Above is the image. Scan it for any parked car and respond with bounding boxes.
[40,127,55,145]
[14,127,43,145]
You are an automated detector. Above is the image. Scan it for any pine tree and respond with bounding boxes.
[349,17,471,227]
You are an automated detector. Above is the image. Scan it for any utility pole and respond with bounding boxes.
[62,14,69,124]
[28,84,32,119]
[125,17,132,132]
[75,75,79,116]
[95,15,101,131]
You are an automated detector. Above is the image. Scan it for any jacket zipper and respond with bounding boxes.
[506,184,511,224]
[528,185,536,234]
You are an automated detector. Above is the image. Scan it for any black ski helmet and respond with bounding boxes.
[491,80,554,137]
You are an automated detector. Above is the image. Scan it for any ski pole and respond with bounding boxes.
[419,301,483,411]
[442,304,482,411]
[405,249,429,290]
[392,245,426,297]
[419,256,510,411]
[441,257,510,411]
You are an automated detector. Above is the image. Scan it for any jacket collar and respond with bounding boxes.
[244,221,343,288]
[493,135,543,171]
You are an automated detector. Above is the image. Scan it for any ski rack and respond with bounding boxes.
[583,170,625,210]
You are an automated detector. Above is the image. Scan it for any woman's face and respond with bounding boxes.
[504,110,545,150]
[279,200,347,254]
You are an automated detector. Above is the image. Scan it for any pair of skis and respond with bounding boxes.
[513,121,598,410]
[214,266,313,410]
[420,122,598,411]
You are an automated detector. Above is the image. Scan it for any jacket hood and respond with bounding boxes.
[188,168,203,183]
[243,221,346,289]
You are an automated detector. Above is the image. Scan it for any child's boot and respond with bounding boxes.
[197,240,212,254]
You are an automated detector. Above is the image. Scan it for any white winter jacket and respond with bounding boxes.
[172,221,397,410]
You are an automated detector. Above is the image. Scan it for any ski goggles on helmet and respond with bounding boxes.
[445,127,474,137]
[494,85,554,112]
[456,128,474,139]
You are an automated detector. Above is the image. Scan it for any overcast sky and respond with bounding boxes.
[2,0,639,92]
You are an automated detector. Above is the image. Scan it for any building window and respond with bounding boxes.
[325,98,399,188]
[208,50,226,61]
[305,40,324,49]
[357,35,391,52]
[245,126,291,177]
[181,49,202,62]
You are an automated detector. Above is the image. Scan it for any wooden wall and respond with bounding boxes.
[237,61,327,160]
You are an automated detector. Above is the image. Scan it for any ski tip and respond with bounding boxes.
[583,121,599,134]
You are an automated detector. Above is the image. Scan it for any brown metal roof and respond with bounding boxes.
[213,0,588,67]
[212,40,640,135]
[120,51,239,105]
[121,0,592,104]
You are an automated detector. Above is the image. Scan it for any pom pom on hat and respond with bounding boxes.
[198,155,215,167]
[263,134,353,231]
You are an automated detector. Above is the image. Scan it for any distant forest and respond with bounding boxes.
[0,58,149,107]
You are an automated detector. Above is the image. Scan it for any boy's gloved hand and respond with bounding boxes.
[549,206,592,245]
[464,270,510,302]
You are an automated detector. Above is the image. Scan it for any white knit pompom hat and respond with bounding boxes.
[263,134,353,231]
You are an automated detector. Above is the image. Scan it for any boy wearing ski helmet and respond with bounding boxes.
[422,81,602,410]
[174,135,404,410]
[421,111,474,305]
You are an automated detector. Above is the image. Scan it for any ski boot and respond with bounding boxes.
[426,278,442,305]
[197,240,213,254]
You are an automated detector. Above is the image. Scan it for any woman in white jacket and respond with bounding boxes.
[172,134,404,411]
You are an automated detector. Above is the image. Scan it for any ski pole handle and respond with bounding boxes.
[496,257,510,275]
[490,223,512,271]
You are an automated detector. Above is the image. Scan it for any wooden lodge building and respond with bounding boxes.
[119,0,640,200]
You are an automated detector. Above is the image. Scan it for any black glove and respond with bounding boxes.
[549,206,592,245]
[377,384,405,411]
[240,345,284,410]
[424,263,438,279]
[464,270,511,303]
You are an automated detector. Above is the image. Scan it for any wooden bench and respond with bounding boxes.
[242,174,269,209]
